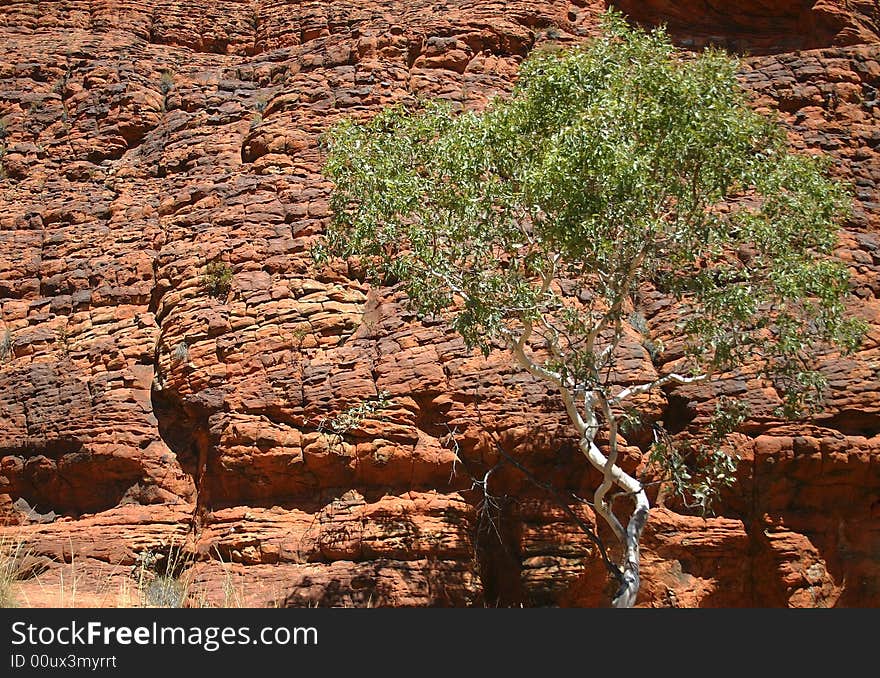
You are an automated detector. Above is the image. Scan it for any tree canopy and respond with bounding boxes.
[319,11,864,607]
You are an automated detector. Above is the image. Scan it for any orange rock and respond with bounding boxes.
[1,0,879,607]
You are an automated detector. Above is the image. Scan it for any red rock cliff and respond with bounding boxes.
[0,0,878,607]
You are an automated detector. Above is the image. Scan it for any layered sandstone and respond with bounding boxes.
[614,0,880,54]
[0,0,878,607]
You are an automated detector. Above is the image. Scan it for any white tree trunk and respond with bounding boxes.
[611,488,649,608]
[508,338,655,607]
[580,438,649,608]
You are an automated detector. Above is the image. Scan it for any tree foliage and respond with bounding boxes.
[319,11,864,606]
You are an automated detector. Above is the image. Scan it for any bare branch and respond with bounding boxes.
[585,245,648,355]
[504,325,567,388]
[611,372,708,406]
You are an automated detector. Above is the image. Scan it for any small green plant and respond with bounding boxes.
[172,340,190,364]
[55,325,70,356]
[618,407,644,437]
[319,391,393,438]
[159,70,175,113]
[132,542,193,608]
[159,70,174,96]
[544,25,564,41]
[0,329,12,362]
[290,326,309,349]
[202,261,234,298]
[131,548,161,576]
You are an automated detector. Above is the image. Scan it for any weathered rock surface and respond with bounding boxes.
[614,0,880,54]
[1,1,878,607]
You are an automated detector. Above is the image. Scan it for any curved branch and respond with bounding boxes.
[504,325,566,388]
[585,244,648,355]
[611,372,708,406]
[595,393,621,531]
[596,392,650,608]
[560,384,650,607]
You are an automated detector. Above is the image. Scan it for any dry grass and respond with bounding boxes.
[2,536,268,608]
[0,535,31,607]
[12,537,115,608]
[185,548,253,609]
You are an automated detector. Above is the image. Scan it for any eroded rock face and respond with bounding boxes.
[613,0,880,54]
[1,0,878,607]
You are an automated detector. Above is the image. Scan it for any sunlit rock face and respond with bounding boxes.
[613,0,880,54]
[0,0,878,607]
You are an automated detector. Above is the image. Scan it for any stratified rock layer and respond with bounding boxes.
[1,1,878,607]
[614,0,880,54]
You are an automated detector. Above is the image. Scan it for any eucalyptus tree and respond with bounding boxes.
[318,11,864,607]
